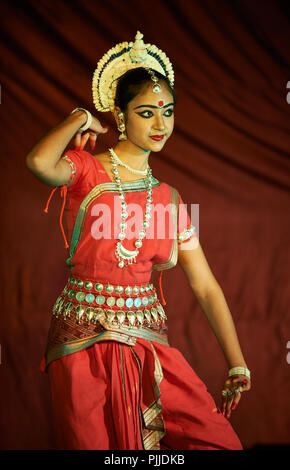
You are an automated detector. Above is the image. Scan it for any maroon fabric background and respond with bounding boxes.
[0,0,289,450]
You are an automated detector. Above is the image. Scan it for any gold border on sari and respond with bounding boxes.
[151,186,179,272]
[44,324,169,371]
[140,342,166,450]
[66,178,161,269]
[66,179,180,274]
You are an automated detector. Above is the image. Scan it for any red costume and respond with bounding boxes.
[40,149,243,450]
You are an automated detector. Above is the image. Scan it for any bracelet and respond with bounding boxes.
[70,107,92,132]
[228,366,251,379]
[61,155,76,186]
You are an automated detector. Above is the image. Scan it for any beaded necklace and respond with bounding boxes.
[108,148,153,268]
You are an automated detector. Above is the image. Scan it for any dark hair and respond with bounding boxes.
[114,67,177,116]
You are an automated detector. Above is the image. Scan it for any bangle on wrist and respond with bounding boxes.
[228,366,251,379]
[70,107,92,132]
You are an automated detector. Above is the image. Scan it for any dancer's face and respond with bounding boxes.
[122,81,175,152]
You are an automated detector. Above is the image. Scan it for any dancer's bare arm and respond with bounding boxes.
[25,110,108,186]
[178,238,247,368]
[178,238,251,418]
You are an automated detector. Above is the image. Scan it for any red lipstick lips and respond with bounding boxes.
[150,135,165,141]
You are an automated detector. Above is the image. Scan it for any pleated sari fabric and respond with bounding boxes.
[42,149,243,450]
[47,338,242,450]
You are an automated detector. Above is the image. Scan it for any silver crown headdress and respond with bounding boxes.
[92,31,175,113]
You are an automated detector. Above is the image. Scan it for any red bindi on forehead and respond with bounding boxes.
[158,100,164,107]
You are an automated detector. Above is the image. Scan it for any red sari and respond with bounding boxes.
[40,149,243,450]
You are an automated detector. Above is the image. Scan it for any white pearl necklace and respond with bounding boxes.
[108,148,153,268]
[108,147,148,176]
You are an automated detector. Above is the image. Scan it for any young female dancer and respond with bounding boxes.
[26,32,250,450]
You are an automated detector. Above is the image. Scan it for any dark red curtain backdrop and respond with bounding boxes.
[0,0,289,450]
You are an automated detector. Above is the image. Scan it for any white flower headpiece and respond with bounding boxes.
[92,31,175,113]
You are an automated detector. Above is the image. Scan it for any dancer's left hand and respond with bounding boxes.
[219,375,251,419]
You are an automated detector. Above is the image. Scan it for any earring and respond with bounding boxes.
[117,111,127,141]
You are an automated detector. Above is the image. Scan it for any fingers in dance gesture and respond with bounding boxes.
[74,114,109,151]
[219,374,251,419]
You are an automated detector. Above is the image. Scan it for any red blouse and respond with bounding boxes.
[45,149,195,285]
[40,149,196,373]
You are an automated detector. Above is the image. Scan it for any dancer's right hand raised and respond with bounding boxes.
[74,114,109,152]
[25,109,110,187]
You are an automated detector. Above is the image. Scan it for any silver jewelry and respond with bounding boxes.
[145,67,162,93]
[117,111,127,141]
[108,149,153,268]
[108,148,148,176]
[228,366,251,379]
[222,389,236,397]
[70,108,92,132]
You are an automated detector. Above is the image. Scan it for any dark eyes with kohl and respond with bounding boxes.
[136,109,174,118]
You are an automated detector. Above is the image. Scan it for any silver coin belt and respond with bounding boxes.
[52,276,167,328]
